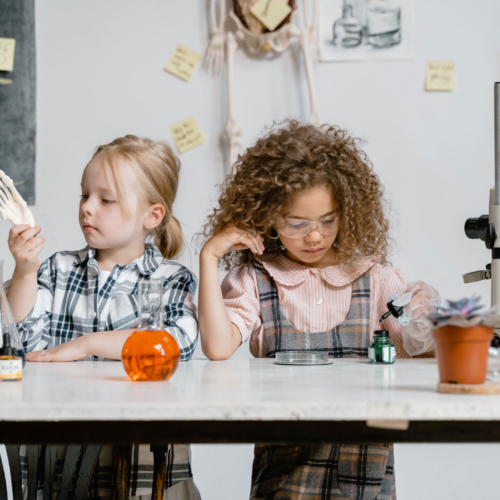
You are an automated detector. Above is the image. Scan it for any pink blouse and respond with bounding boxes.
[221,253,411,359]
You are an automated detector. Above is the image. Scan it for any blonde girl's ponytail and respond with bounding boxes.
[154,215,184,261]
[93,135,184,260]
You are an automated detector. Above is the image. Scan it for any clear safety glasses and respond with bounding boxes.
[274,214,339,239]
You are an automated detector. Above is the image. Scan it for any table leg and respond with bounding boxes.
[73,445,101,500]
[26,445,39,500]
[111,445,131,500]
[41,445,57,500]
[0,446,10,500]
[5,445,22,500]
[59,445,80,499]
[151,446,168,500]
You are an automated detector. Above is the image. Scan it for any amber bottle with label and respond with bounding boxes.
[122,281,180,381]
[0,332,22,381]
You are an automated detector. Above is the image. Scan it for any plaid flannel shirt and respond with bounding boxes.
[17,243,198,360]
[16,243,198,496]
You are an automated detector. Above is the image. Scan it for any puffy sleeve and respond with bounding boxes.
[373,265,441,357]
[373,266,408,357]
[221,264,264,349]
[398,281,441,356]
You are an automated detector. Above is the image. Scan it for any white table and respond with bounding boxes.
[2,357,500,444]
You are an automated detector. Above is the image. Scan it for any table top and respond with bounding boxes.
[3,357,500,422]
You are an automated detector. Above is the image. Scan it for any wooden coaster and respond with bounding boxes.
[438,381,500,394]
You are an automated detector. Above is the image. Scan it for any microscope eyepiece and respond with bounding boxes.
[465,215,490,240]
[465,215,497,249]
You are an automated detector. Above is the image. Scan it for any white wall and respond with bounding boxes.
[2,0,500,498]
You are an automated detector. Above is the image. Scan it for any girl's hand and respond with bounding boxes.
[201,226,265,260]
[8,225,44,276]
[26,336,89,362]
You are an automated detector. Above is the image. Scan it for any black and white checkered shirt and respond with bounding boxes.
[17,243,198,496]
[17,243,198,360]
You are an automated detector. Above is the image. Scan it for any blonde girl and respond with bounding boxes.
[7,135,200,499]
[199,121,439,499]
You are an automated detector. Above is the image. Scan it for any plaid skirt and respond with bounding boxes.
[250,443,395,500]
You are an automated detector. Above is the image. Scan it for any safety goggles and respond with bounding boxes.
[274,214,339,239]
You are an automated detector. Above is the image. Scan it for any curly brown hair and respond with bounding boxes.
[201,120,391,269]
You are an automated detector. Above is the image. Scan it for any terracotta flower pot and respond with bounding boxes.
[432,325,493,384]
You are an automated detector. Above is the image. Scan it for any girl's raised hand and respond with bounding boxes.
[202,226,265,260]
[8,225,45,275]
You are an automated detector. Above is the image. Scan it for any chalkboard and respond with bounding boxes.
[0,0,36,205]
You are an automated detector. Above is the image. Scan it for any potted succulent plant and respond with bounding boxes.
[428,296,495,384]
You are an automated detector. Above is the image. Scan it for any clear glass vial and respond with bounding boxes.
[368,330,396,364]
[366,0,401,48]
[333,3,363,48]
[0,260,26,368]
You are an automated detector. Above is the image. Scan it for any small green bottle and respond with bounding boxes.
[368,330,396,364]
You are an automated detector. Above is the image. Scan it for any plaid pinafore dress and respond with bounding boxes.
[250,262,396,500]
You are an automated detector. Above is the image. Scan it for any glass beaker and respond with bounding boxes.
[0,261,27,367]
[121,281,180,381]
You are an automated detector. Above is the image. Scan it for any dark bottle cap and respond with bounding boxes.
[0,332,16,356]
[387,301,404,318]
[379,300,405,323]
[374,330,390,337]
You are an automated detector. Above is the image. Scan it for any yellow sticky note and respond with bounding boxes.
[250,0,292,32]
[0,38,16,72]
[425,61,455,91]
[164,44,202,82]
[170,117,205,154]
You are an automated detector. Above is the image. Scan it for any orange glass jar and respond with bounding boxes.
[122,281,180,382]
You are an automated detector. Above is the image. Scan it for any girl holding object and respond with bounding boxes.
[199,121,439,499]
[7,135,200,499]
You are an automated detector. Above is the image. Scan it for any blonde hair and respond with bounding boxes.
[92,135,183,260]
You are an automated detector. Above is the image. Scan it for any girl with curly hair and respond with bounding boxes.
[198,120,439,499]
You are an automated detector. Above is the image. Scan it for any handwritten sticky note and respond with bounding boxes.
[250,0,292,32]
[0,38,16,72]
[425,61,455,91]
[170,117,205,154]
[164,44,202,82]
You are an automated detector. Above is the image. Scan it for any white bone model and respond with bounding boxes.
[206,0,321,171]
[0,170,35,227]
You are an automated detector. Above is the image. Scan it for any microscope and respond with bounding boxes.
[463,83,500,346]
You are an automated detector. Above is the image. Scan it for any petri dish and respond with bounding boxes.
[274,351,333,365]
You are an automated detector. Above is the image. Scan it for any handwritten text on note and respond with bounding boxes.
[170,116,205,154]
[425,61,455,92]
[0,38,16,72]
[164,44,202,82]
[250,0,292,32]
